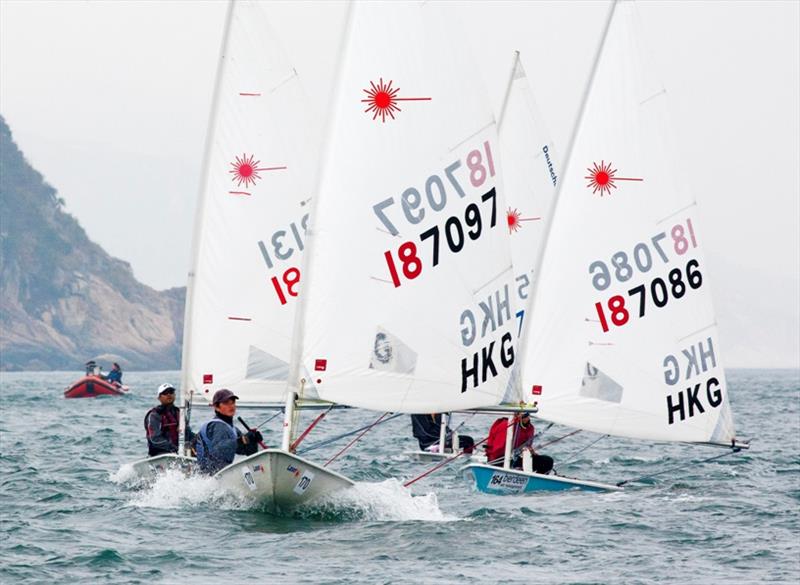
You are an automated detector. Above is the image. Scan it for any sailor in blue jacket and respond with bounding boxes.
[106,362,123,385]
[196,389,262,475]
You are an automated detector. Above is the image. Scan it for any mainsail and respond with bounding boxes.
[181,1,322,406]
[496,52,560,403]
[290,2,517,413]
[519,1,737,445]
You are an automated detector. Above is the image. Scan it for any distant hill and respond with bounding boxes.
[0,115,185,371]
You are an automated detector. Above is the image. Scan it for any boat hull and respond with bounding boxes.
[64,376,127,398]
[461,463,622,494]
[126,454,196,483]
[405,449,487,463]
[214,449,354,513]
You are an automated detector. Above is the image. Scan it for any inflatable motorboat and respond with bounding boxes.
[64,375,128,398]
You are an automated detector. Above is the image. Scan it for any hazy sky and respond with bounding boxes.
[1,0,798,367]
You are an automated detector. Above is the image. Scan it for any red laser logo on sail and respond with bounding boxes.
[506,207,541,233]
[585,160,642,197]
[361,78,431,122]
[228,153,287,188]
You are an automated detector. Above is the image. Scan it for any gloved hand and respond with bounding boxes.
[246,429,263,445]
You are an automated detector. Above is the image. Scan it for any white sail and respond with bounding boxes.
[496,53,560,403]
[519,1,737,445]
[182,1,321,406]
[291,2,516,413]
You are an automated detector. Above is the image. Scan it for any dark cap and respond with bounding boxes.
[211,388,239,405]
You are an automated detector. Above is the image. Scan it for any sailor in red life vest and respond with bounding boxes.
[144,383,194,456]
[485,411,553,474]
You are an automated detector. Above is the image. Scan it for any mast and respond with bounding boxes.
[516,0,617,374]
[285,2,354,397]
[179,0,235,454]
[496,50,519,131]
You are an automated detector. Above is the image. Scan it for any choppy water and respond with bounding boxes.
[1,369,798,584]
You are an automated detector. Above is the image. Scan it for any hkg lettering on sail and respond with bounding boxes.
[662,337,723,424]
[459,284,511,347]
[461,332,514,393]
[458,284,515,392]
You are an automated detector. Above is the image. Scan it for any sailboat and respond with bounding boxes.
[126,0,338,488]
[403,51,560,463]
[462,0,747,494]
[126,0,532,513]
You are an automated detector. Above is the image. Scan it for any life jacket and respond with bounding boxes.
[196,417,238,474]
[486,418,535,463]
[486,418,510,463]
[144,405,180,454]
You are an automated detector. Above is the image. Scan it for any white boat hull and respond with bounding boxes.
[404,449,487,463]
[127,454,196,483]
[214,449,354,513]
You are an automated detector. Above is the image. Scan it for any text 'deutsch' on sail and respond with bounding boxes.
[496,52,560,404]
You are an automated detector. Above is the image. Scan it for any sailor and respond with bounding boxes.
[195,389,262,475]
[105,362,123,385]
[410,413,475,454]
[485,412,553,474]
[144,383,193,456]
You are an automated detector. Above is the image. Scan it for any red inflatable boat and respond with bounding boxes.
[64,375,128,399]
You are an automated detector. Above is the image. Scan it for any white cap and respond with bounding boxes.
[157,383,176,397]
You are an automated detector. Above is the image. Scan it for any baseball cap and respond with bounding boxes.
[211,388,239,405]
[157,383,176,397]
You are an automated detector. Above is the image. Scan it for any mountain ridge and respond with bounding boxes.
[0,115,185,371]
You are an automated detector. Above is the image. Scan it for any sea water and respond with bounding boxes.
[1,369,797,584]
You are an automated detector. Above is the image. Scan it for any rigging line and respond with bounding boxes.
[403,418,518,488]
[324,412,389,467]
[533,422,554,442]
[290,404,334,452]
[560,434,609,466]
[253,409,283,430]
[432,411,478,447]
[615,447,743,487]
[537,429,581,450]
[297,413,404,455]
